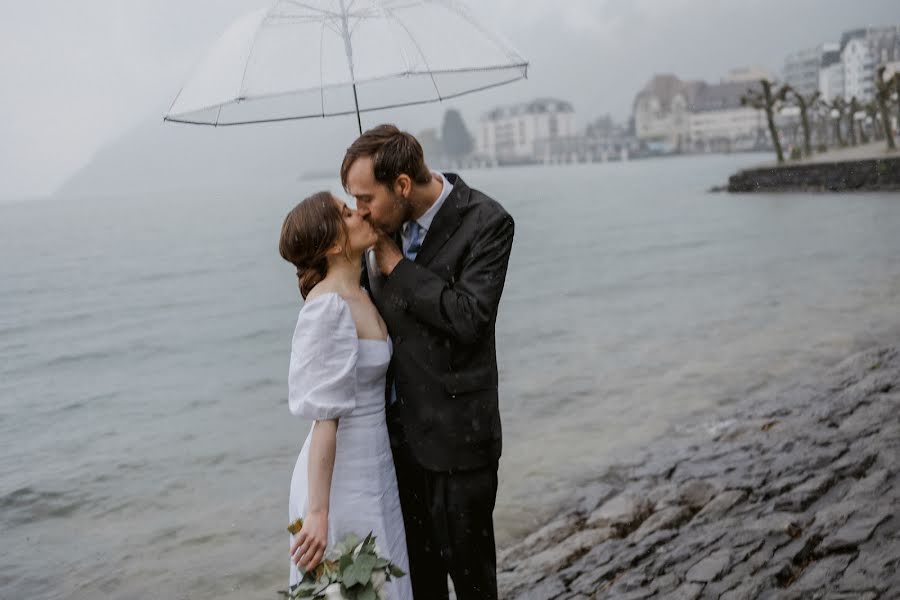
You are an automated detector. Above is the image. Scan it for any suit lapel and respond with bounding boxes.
[414,175,467,267]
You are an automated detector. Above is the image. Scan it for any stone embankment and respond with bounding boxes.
[726,156,900,193]
[497,346,900,599]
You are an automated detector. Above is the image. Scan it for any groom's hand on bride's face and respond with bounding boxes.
[373,232,403,276]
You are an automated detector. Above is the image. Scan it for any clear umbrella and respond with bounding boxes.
[164,0,528,132]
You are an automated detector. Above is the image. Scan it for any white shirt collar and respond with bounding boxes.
[411,171,453,236]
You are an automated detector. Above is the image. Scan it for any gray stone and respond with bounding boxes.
[790,554,855,593]
[575,482,618,514]
[512,575,566,600]
[685,548,732,583]
[499,513,582,568]
[629,506,692,543]
[668,582,704,600]
[820,512,893,553]
[515,527,615,575]
[692,490,747,524]
[774,473,836,512]
[586,492,652,534]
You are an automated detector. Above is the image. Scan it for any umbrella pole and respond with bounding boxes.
[353,83,363,135]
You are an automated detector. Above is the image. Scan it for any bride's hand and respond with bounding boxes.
[291,510,328,573]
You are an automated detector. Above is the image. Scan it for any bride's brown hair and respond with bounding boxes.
[279,192,348,299]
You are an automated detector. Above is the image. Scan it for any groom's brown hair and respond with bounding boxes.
[341,124,431,190]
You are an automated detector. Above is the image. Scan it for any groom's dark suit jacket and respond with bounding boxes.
[362,174,514,472]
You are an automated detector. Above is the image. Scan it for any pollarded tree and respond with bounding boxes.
[827,97,847,147]
[874,66,897,150]
[742,79,788,163]
[784,86,820,157]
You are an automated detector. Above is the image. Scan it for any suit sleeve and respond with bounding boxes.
[382,209,514,346]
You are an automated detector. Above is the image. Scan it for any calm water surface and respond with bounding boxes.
[2,154,899,599]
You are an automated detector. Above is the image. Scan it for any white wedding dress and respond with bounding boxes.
[287,293,413,600]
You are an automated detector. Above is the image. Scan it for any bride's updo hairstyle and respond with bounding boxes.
[279,191,348,299]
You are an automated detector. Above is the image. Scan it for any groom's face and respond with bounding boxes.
[345,156,408,235]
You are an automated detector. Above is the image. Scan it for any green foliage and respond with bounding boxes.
[287,531,406,600]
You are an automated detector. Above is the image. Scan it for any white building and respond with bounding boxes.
[819,49,845,102]
[687,81,768,152]
[477,98,576,163]
[841,26,900,101]
[784,43,839,96]
[633,74,703,152]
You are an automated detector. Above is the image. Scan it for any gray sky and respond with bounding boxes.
[2,0,899,199]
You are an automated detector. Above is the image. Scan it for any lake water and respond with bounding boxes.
[2,154,899,599]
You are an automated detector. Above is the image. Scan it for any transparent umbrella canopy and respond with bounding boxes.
[164,0,528,132]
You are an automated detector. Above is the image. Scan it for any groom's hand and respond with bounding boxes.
[373,231,403,276]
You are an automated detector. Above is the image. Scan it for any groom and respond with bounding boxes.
[343,124,514,600]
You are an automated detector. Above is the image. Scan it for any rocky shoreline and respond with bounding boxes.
[725,156,900,193]
[496,345,900,599]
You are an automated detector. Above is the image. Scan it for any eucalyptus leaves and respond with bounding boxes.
[286,519,405,600]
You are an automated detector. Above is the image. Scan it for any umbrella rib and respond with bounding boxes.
[236,9,271,102]
[164,74,527,127]
[167,63,530,120]
[441,0,525,65]
[379,5,442,100]
[280,0,342,18]
[319,14,327,117]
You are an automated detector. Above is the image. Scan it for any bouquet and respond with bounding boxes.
[286,518,405,600]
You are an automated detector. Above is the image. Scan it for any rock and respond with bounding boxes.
[692,490,747,524]
[789,554,855,593]
[668,583,704,600]
[512,575,566,600]
[630,506,692,543]
[499,513,582,568]
[819,512,893,553]
[586,493,652,534]
[685,548,732,583]
[575,482,618,514]
[774,473,836,512]
[515,527,615,575]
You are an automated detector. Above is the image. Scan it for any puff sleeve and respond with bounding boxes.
[288,293,359,420]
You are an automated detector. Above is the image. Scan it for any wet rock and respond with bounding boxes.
[630,506,692,543]
[685,548,732,583]
[512,576,566,600]
[668,582,704,600]
[585,492,652,534]
[692,490,747,524]
[774,473,836,512]
[819,512,892,553]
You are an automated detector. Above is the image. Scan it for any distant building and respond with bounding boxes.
[783,43,839,96]
[477,98,576,164]
[819,49,845,102]
[724,66,773,84]
[633,74,703,153]
[841,26,900,101]
[687,81,768,152]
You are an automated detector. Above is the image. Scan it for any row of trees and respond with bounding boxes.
[742,66,900,164]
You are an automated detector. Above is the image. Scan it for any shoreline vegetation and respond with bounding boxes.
[493,344,900,599]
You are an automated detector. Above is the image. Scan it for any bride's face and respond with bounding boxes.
[334,196,377,253]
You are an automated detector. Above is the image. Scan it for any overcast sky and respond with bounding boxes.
[2,0,899,199]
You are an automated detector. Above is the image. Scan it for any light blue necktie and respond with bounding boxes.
[405,221,422,261]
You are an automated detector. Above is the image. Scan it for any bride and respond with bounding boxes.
[278,191,413,599]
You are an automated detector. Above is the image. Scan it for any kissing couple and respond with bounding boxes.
[279,124,515,599]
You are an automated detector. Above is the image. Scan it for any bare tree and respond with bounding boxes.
[874,66,897,150]
[847,97,860,146]
[784,86,820,157]
[827,97,847,147]
[742,79,788,163]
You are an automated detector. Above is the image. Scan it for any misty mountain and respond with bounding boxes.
[55,114,361,198]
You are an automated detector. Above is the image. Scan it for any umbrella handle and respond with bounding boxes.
[353,83,362,135]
